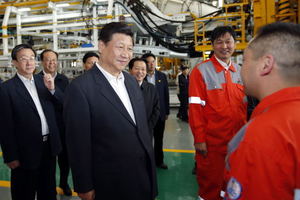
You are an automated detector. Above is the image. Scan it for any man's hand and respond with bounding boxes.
[43,73,55,91]
[6,160,20,169]
[195,142,208,157]
[78,190,95,200]
[165,115,169,120]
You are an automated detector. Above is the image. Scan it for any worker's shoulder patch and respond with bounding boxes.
[226,177,242,200]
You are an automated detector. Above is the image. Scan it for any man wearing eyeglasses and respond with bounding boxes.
[39,49,71,196]
[0,44,63,200]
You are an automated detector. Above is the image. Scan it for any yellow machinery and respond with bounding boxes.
[194,0,300,58]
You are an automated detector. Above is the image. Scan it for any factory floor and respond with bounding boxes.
[0,108,198,200]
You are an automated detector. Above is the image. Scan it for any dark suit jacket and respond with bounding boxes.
[64,65,157,199]
[141,81,160,134]
[39,71,69,138]
[147,70,169,120]
[178,74,189,96]
[0,74,62,169]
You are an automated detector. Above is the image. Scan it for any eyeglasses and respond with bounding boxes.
[18,56,36,63]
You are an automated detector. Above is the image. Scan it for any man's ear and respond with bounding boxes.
[98,40,105,54]
[12,60,18,68]
[259,54,275,76]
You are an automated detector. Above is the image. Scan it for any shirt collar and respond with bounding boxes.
[251,87,300,119]
[147,70,156,77]
[96,63,124,82]
[43,70,57,79]
[211,55,236,73]
[17,72,34,83]
[215,56,231,70]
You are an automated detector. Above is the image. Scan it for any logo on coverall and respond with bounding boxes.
[226,177,242,200]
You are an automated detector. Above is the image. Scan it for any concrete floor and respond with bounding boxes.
[0,108,197,200]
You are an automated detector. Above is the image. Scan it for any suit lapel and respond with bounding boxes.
[92,67,136,126]
[155,70,162,89]
[34,74,47,108]
[14,75,39,114]
[124,72,140,125]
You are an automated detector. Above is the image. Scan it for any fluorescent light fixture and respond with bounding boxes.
[169,0,183,4]
[18,7,31,12]
[123,14,131,18]
[218,0,223,8]
[56,3,70,8]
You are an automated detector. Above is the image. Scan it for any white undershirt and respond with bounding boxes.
[96,63,136,124]
[17,73,49,136]
[215,56,231,70]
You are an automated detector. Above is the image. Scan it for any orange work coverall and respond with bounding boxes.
[189,55,247,200]
[225,87,300,200]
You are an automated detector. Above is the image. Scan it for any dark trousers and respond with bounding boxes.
[58,142,70,187]
[178,94,188,121]
[176,94,181,118]
[153,118,166,165]
[11,141,57,200]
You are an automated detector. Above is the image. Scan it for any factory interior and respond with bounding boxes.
[0,0,299,199]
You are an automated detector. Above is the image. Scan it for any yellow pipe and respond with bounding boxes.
[0,0,82,9]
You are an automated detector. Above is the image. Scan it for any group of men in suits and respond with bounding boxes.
[0,22,171,200]
[0,45,73,200]
[128,54,171,170]
[0,44,65,200]
[141,53,170,170]
[39,49,72,196]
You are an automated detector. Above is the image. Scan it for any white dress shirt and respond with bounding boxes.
[215,56,232,70]
[17,73,49,136]
[97,64,136,124]
[147,71,156,85]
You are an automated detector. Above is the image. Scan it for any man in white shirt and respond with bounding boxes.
[0,44,63,200]
[64,22,157,200]
[39,49,71,196]
[142,53,170,170]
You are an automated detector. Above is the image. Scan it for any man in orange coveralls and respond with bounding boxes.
[225,22,300,200]
[189,26,247,200]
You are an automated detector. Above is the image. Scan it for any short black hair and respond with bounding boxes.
[141,53,156,60]
[98,22,133,44]
[180,65,189,71]
[255,22,300,41]
[128,57,147,70]
[210,26,236,44]
[83,52,99,63]
[248,22,300,82]
[40,49,58,61]
[11,44,36,61]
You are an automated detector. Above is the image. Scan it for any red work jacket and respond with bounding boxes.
[225,87,300,200]
[189,55,247,152]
